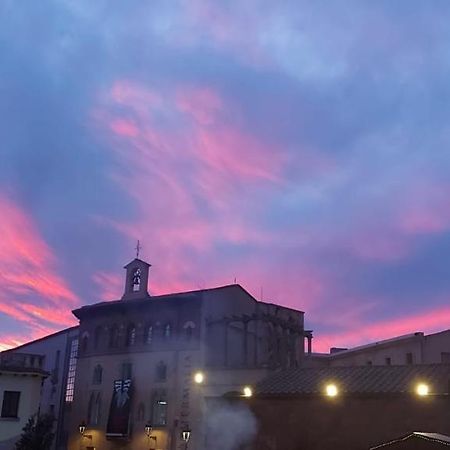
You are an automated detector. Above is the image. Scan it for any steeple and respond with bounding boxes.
[122,258,151,300]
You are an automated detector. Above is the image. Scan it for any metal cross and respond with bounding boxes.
[135,240,141,258]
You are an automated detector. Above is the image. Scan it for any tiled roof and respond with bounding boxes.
[256,364,450,395]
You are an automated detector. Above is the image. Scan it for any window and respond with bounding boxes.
[406,352,413,365]
[1,391,21,418]
[121,362,132,380]
[145,325,153,345]
[94,326,103,349]
[109,325,120,348]
[155,361,167,382]
[151,389,167,426]
[183,321,195,341]
[126,325,136,347]
[81,335,89,353]
[65,339,78,402]
[164,323,171,339]
[441,352,450,363]
[137,402,145,422]
[93,365,103,385]
[366,360,372,366]
[385,357,391,365]
[87,392,101,426]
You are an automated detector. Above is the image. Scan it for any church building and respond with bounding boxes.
[67,257,310,450]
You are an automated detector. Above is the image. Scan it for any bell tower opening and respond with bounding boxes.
[122,258,151,300]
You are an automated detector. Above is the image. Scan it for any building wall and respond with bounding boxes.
[0,372,44,450]
[238,395,450,450]
[326,330,450,367]
[68,285,306,450]
[4,327,79,450]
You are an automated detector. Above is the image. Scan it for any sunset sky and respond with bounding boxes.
[1,1,450,352]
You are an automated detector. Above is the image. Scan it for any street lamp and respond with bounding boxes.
[181,426,191,449]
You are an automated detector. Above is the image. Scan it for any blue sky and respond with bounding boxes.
[1,0,450,351]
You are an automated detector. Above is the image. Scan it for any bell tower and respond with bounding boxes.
[122,258,151,300]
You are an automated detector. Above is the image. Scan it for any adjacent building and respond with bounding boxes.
[67,257,309,450]
[239,364,450,450]
[0,353,48,450]
[2,326,79,450]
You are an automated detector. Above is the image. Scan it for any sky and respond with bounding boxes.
[1,0,450,352]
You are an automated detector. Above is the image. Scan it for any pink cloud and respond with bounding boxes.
[315,304,450,353]
[0,193,78,347]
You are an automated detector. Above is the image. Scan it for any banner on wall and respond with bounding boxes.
[106,379,132,437]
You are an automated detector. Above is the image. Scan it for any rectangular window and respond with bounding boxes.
[152,390,167,426]
[1,391,21,418]
[121,362,132,380]
[406,352,413,365]
[441,352,450,363]
[385,357,391,365]
[65,338,78,402]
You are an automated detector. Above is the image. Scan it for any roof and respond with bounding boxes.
[0,365,49,377]
[328,332,424,358]
[1,326,79,353]
[123,258,151,268]
[370,432,450,448]
[73,283,304,319]
[255,364,450,396]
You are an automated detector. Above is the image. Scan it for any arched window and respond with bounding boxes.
[126,324,136,347]
[94,326,103,349]
[137,402,145,422]
[93,365,103,385]
[145,325,153,345]
[155,361,167,382]
[164,323,171,339]
[183,321,196,341]
[81,334,89,353]
[88,392,101,426]
[152,389,167,426]
[109,324,119,348]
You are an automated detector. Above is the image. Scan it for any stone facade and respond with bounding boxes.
[67,258,307,450]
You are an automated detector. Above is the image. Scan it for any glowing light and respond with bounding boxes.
[325,384,338,397]
[194,372,204,384]
[416,383,429,396]
[243,386,253,397]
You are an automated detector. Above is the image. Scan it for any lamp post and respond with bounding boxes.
[181,426,191,450]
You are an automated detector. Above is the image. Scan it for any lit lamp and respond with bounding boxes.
[78,421,92,440]
[181,426,191,449]
[194,371,204,384]
[243,386,253,397]
[78,421,86,436]
[325,383,338,397]
[145,423,153,437]
[416,383,429,396]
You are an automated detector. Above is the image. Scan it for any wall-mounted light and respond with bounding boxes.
[416,383,429,396]
[325,384,338,397]
[79,421,86,436]
[243,386,253,397]
[194,371,204,384]
[78,421,92,440]
[181,426,191,442]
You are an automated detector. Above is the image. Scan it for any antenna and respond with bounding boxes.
[135,240,142,258]
[234,277,237,284]
[260,286,263,301]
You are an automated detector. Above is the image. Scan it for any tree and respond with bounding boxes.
[15,413,55,450]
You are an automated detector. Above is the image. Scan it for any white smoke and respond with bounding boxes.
[204,402,258,450]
